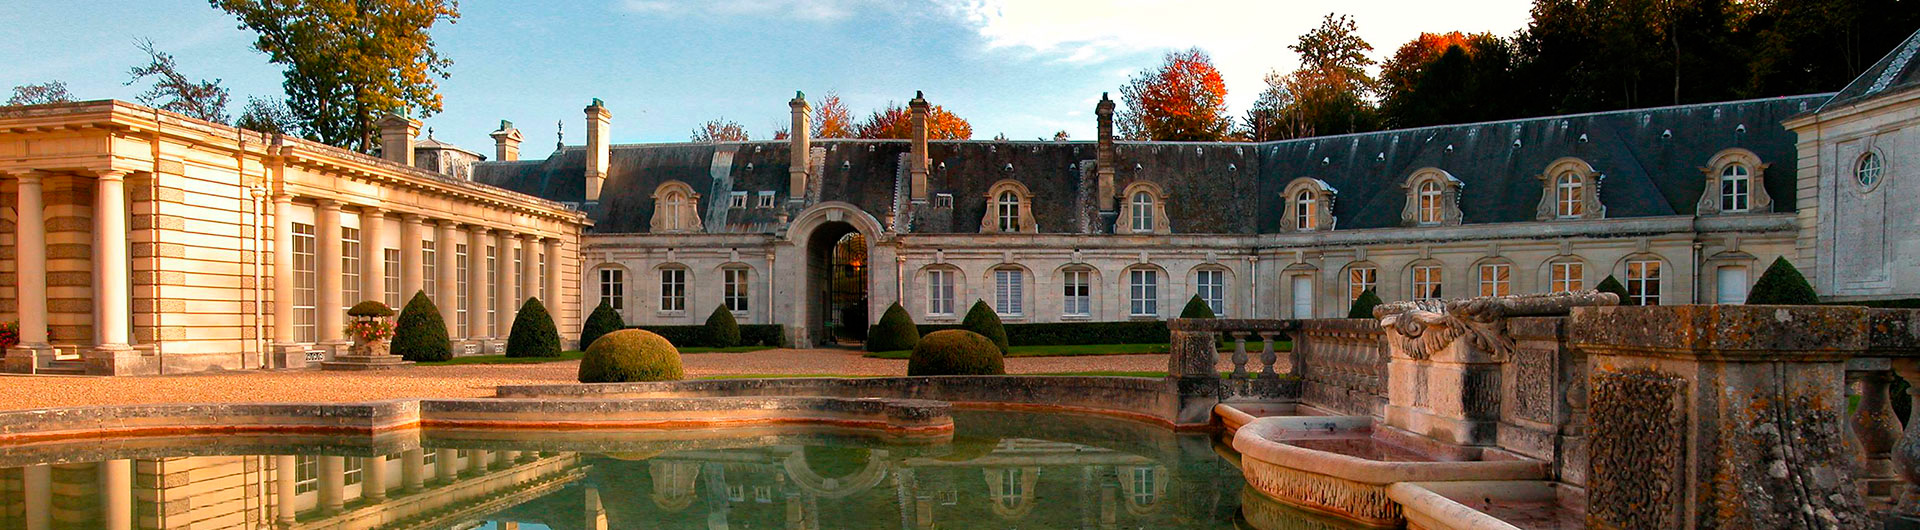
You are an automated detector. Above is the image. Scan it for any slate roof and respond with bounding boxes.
[474,93,1833,235]
[1816,28,1920,113]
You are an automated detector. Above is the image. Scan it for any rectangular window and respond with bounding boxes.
[422,449,437,466]
[1627,260,1662,306]
[486,246,498,325]
[927,269,954,316]
[934,193,954,209]
[729,191,748,209]
[1550,262,1583,293]
[422,240,437,299]
[1716,266,1748,304]
[514,248,525,303]
[1412,265,1442,301]
[600,268,625,312]
[1478,263,1510,297]
[1129,269,1159,317]
[724,268,749,312]
[456,243,469,336]
[1063,270,1091,317]
[1291,275,1314,318]
[294,455,318,495]
[1348,267,1377,301]
[1196,269,1225,316]
[342,457,363,486]
[994,269,1024,316]
[383,249,401,308]
[539,251,549,302]
[292,223,317,343]
[659,268,686,312]
[342,227,361,310]
[756,191,776,208]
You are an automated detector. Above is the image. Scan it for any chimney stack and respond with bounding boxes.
[490,120,523,161]
[378,114,422,166]
[789,91,811,204]
[584,99,611,203]
[1095,92,1117,210]
[909,91,930,202]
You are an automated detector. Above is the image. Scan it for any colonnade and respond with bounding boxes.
[1,170,136,373]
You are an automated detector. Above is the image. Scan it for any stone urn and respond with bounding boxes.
[348,318,392,357]
[342,301,398,360]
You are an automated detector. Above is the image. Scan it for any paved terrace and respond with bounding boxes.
[0,348,1185,412]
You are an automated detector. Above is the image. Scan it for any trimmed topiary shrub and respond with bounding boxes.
[347,300,395,318]
[1179,295,1216,318]
[392,291,451,362]
[506,298,561,358]
[1595,275,1630,303]
[705,305,741,347]
[960,300,1009,354]
[868,302,920,352]
[1347,289,1383,319]
[579,301,624,352]
[1747,257,1819,305]
[577,329,685,383]
[908,329,1005,376]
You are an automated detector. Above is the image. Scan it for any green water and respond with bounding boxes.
[0,410,1357,529]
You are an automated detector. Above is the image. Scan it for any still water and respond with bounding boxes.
[0,410,1357,529]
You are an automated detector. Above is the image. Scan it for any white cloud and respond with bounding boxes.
[619,0,883,21]
[937,0,1533,113]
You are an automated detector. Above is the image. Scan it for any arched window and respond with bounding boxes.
[1720,164,1750,212]
[980,180,1036,233]
[1294,190,1315,231]
[1417,181,1443,224]
[997,191,1021,232]
[1555,173,1584,218]
[1858,151,1885,188]
[649,181,703,233]
[1131,191,1155,232]
[1283,178,1337,231]
[1400,169,1461,227]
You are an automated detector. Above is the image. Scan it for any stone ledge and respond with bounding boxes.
[1570,305,1888,360]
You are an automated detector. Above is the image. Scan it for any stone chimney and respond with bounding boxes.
[490,120,522,161]
[909,91,930,202]
[584,99,611,203]
[789,91,811,204]
[377,114,422,166]
[1096,92,1117,211]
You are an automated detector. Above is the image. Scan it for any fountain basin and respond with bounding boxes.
[1388,480,1584,530]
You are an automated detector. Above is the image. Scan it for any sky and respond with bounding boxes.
[1,0,1532,160]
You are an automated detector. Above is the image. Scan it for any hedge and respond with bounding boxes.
[632,324,787,348]
[916,320,1170,346]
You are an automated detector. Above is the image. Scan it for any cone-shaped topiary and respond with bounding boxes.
[577,329,685,383]
[960,300,1009,354]
[579,301,624,352]
[908,329,1006,376]
[392,291,451,362]
[1179,295,1216,318]
[1595,275,1631,303]
[506,298,561,357]
[1747,257,1820,305]
[705,304,741,347]
[867,302,920,352]
[1348,289,1383,319]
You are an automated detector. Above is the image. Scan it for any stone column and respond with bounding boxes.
[316,200,347,357]
[435,449,458,484]
[586,485,609,530]
[88,170,144,374]
[544,237,564,343]
[493,230,516,350]
[401,449,424,492]
[364,454,388,503]
[23,464,49,530]
[318,456,345,514]
[467,226,490,346]
[400,214,426,301]
[274,455,297,526]
[466,450,490,477]
[519,234,540,306]
[6,171,52,372]
[360,207,387,307]
[98,459,131,530]
[436,220,460,340]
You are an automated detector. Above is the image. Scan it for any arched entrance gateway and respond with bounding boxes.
[784,203,883,348]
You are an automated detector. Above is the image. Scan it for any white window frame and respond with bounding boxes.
[292,223,317,343]
[756,191,776,208]
[1196,269,1226,316]
[1720,164,1750,212]
[294,455,318,495]
[341,227,361,309]
[993,268,1024,317]
[1062,269,1091,317]
[1128,269,1159,317]
[1417,180,1443,224]
[1857,151,1885,189]
[455,243,469,336]
[934,193,954,209]
[342,457,363,486]
[1478,263,1510,297]
[1130,467,1157,506]
[1412,265,1442,301]
[997,191,1021,232]
[724,267,749,313]
[1550,261,1584,293]
[659,267,686,313]
[728,191,748,209]
[383,248,401,308]
[1131,191,1154,232]
[421,240,437,299]
[927,269,955,316]
[599,268,625,312]
[1627,259,1661,306]
[485,246,498,324]
[1555,173,1584,218]
[1294,190,1316,231]
[1348,267,1377,301]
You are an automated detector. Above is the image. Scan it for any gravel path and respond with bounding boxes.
[0,348,1182,412]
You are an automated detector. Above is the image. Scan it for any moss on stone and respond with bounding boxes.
[577,329,685,383]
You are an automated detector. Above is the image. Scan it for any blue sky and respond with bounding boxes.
[2,0,1531,159]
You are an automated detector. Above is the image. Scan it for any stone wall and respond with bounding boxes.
[1293,318,1388,417]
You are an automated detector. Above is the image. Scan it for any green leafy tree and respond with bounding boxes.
[6,81,74,106]
[506,297,560,357]
[1347,289,1383,319]
[211,0,460,151]
[1117,47,1236,141]
[579,301,624,350]
[1179,295,1216,319]
[1379,32,1520,128]
[125,39,231,123]
[1595,275,1631,303]
[392,291,449,362]
[960,300,1009,354]
[867,302,920,352]
[691,118,749,142]
[234,96,300,135]
[704,304,741,347]
[1746,257,1819,305]
[1258,14,1381,139]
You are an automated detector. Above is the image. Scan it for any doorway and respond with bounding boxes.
[805,221,869,345]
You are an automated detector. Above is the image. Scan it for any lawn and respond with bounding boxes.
[679,345,776,354]
[413,350,586,366]
[863,343,1169,359]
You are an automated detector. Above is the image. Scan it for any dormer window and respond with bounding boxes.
[998,191,1021,232]
[1555,173,1584,218]
[728,191,748,209]
[1282,177,1337,231]
[1293,191,1315,230]
[1130,191,1154,232]
[1720,164,1749,212]
[649,180,704,233]
[1400,168,1462,227]
[1417,181,1442,224]
[1696,148,1771,215]
[979,180,1037,233]
[756,191,775,208]
[1536,158,1604,221]
[934,193,954,209]
[1116,181,1170,235]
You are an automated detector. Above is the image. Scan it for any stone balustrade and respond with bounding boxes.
[1167,318,1302,425]
[1292,319,1388,418]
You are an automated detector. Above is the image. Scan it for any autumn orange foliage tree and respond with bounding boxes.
[691,118,749,142]
[812,92,855,138]
[1116,48,1234,141]
[854,102,973,140]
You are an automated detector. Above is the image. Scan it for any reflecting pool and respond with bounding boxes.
[0,410,1360,529]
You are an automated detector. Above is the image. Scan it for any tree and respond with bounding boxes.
[234,96,299,135]
[1263,14,1381,138]
[1051,130,1070,141]
[126,39,231,123]
[1746,257,1819,305]
[692,118,749,142]
[854,102,973,139]
[1244,70,1309,141]
[1116,48,1235,141]
[506,297,560,357]
[6,81,74,106]
[1742,0,1920,98]
[579,301,624,350]
[1379,32,1520,128]
[392,291,450,362]
[812,91,854,138]
[211,0,460,152]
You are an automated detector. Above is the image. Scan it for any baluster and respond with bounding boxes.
[1850,361,1905,501]
[1890,358,1920,516]
[1230,332,1249,378]
[1259,332,1279,379]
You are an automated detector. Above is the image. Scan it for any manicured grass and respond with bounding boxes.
[678,345,776,354]
[414,350,585,366]
[864,343,1170,359]
[1029,370,1168,378]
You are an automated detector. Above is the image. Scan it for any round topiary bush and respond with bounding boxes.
[1747,256,1819,305]
[506,297,561,358]
[704,304,741,347]
[347,300,396,318]
[907,329,1005,376]
[1179,294,1216,318]
[392,291,451,362]
[579,301,624,352]
[577,329,686,383]
[960,300,1009,354]
[867,302,920,352]
[1348,288,1384,319]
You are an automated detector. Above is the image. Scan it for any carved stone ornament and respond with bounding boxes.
[1374,291,1619,361]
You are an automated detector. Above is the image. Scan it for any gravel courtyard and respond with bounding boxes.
[0,348,1179,412]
